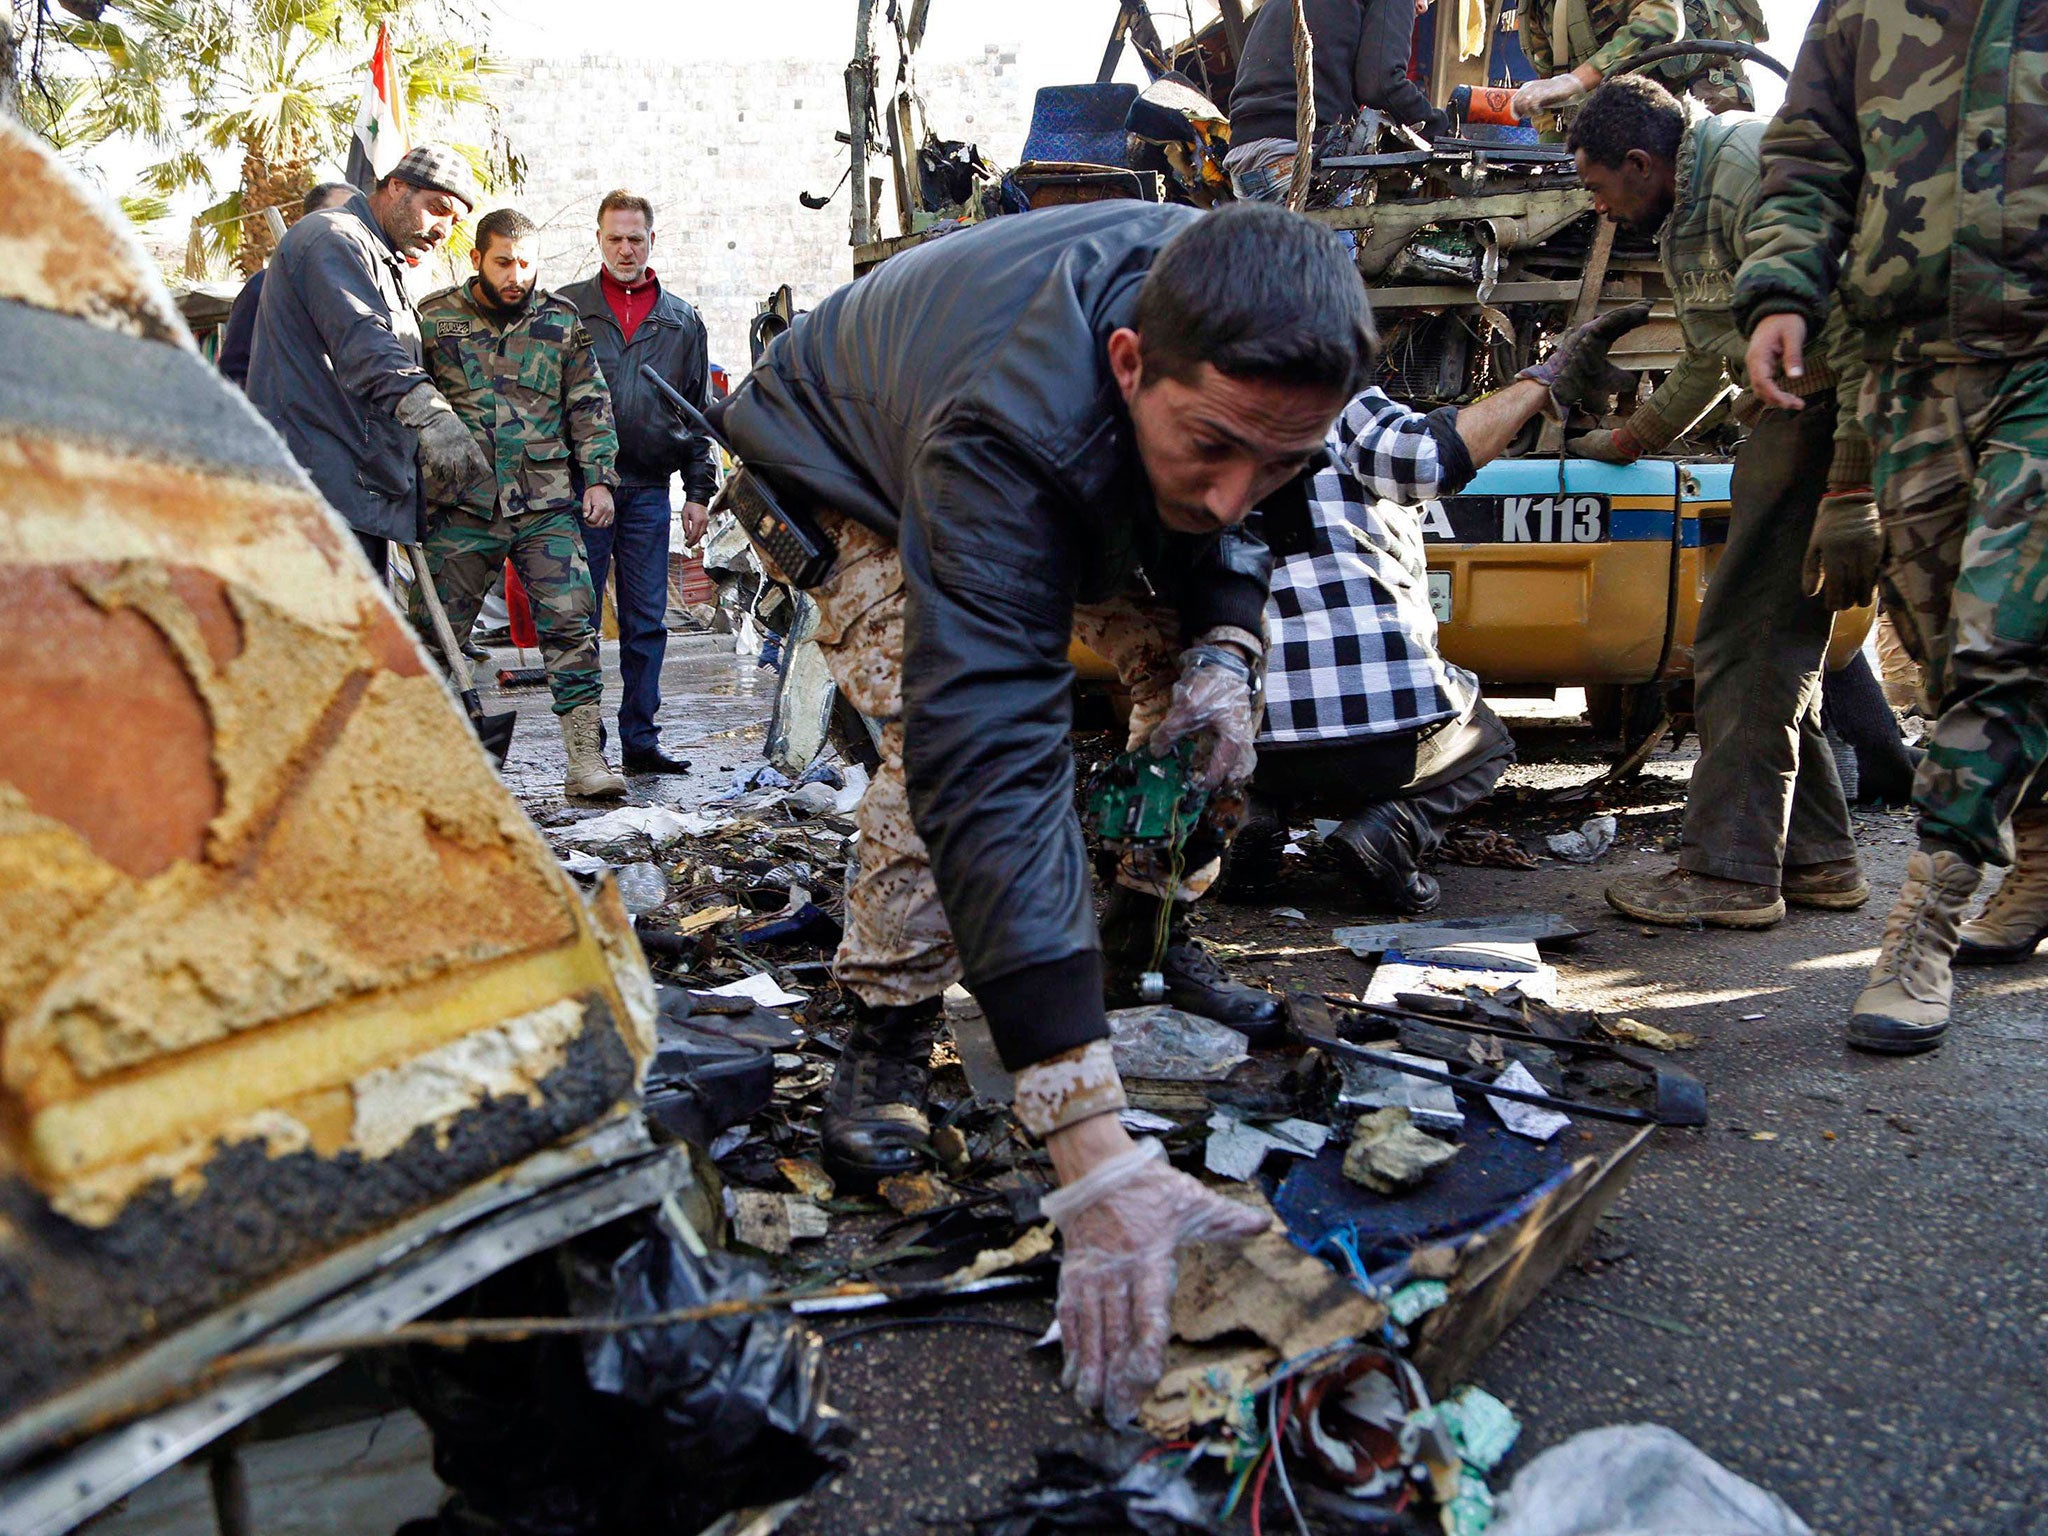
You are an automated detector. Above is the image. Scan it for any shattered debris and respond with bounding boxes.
[1546,813,1618,863]
[1342,1107,1460,1193]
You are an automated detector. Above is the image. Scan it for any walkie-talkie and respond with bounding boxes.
[638,364,836,588]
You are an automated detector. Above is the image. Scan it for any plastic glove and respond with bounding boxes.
[1150,645,1260,790]
[1566,425,1643,463]
[1519,302,1653,416]
[1042,1139,1271,1424]
[1510,72,1588,119]
[1803,489,1882,611]
[396,382,491,504]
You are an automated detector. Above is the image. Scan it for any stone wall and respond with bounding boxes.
[494,46,1032,370]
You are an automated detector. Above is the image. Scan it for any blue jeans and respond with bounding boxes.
[583,484,673,755]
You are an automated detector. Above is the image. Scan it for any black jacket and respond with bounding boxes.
[713,202,1279,1072]
[1229,0,1450,143]
[246,192,429,542]
[558,275,718,500]
[217,268,263,389]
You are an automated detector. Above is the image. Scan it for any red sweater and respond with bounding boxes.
[599,267,659,343]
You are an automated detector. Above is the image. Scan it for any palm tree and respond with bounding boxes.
[19,0,507,276]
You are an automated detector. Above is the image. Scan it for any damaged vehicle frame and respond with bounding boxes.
[748,0,1866,769]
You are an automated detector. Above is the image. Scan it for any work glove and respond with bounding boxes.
[1519,302,1652,418]
[396,381,491,505]
[1510,72,1588,119]
[1566,425,1643,463]
[1042,1139,1271,1424]
[1150,643,1261,790]
[1803,489,1882,611]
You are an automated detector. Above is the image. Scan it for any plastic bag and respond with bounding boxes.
[1107,1005,1249,1081]
[1489,1424,1813,1536]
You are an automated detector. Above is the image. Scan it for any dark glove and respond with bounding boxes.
[396,382,491,505]
[1520,302,1653,415]
[1566,425,1644,463]
[1803,489,1882,611]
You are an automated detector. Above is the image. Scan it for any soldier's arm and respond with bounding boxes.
[1519,1,1555,79]
[1582,0,1683,79]
[1625,347,1730,452]
[296,230,430,411]
[563,320,620,489]
[1820,336,1870,491]
[1732,0,1863,336]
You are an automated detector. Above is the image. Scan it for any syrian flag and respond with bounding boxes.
[346,23,409,192]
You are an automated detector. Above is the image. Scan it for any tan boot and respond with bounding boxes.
[560,703,627,800]
[1847,849,1982,1055]
[1605,867,1784,928]
[1957,811,2048,964]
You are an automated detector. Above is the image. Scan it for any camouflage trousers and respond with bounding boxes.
[1863,356,2048,866]
[803,513,1201,1008]
[414,504,602,716]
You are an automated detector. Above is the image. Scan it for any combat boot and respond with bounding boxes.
[1847,849,1982,1055]
[1100,884,1286,1044]
[560,703,628,799]
[819,997,941,1188]
[1957,812,2048,965]
[1326,803,1440,915]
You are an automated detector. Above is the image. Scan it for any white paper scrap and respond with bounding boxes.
[1337,1051,1466,1131]
[1119,1109,1180,1134]
[707,972,808,1008]
[1203,1114,1334,1182]
[1487,1060,1571,1141]
[557,850,608,877]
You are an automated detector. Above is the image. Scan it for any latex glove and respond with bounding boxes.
[1510,72,1588,119]
[396,382,491,504]
[1566,425,1643,463]
[1519,302,1652,417]
[1149,644,1261,790]
[1803,489,1882,611]
[582,483,615,529]
[1042,1139,1271,1424]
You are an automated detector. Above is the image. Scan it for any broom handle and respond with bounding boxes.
[407,544,477,693]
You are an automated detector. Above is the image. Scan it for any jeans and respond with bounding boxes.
[583,484,673,755]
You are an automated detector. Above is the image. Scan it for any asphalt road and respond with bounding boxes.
[84,646,2047,1536]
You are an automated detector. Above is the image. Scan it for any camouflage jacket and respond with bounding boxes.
[1734,0,2048,363]
[1631,112,1870,486]
[1519,0,1761,89]
[417,281,619,517]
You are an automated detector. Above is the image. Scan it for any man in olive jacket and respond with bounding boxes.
[1736,0,2048,1054]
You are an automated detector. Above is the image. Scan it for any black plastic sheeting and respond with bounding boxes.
[383,1212,851,1535]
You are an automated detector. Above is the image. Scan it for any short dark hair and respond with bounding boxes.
[475,207,538,254]
[305,181,354,213]
[1567,76,1687,170]
[597,190,655,229]
[1135,202,1375,396]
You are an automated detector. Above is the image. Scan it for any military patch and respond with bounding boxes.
[435,318,473,338]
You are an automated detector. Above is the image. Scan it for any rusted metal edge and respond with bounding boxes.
[0,1115,654,1484]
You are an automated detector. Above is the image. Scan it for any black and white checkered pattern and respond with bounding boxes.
[1261,390,1481,745]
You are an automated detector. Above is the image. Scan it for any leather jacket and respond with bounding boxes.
[713,202,1281,1070]
[559,275,719,500]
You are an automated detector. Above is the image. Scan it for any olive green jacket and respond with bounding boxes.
[1734,0,2048,364]
[1631,111,1870,487]
[1520,0,1762,94]
[418,281,619,518]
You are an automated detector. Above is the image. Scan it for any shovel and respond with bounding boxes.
[407,544,517,767]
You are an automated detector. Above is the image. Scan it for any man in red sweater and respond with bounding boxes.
[561,191,718,776]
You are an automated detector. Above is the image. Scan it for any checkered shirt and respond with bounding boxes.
[1260,389,1482,745]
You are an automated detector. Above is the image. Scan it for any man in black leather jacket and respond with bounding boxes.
[714,201,1371,1421]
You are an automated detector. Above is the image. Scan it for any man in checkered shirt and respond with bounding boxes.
[1243,375,1560,911]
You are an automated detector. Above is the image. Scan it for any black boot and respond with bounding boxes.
[819,998,941,1189]
[1328,802,1441,914]
[1216,796,1289,902]
[1100,885,1287,1044]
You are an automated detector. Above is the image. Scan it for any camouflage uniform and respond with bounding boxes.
[1519,0,1760,111]
[796,512,1197,1008]
[414,281,619,716]
[1735,0,2048,867]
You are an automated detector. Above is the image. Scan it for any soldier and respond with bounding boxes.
[1511,0,1762,124]
[1736,0,2048,1055]
[416,207,628,800]
[1559,78,1875,933]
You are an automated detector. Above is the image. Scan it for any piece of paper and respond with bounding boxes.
[557,850,608,877]
[1203,1114,1333,1181]
[706,972,808,1008]
[1364,958,1560,1006]
[1337,1051,1465,1132]
[1486,1060,1570,1141]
